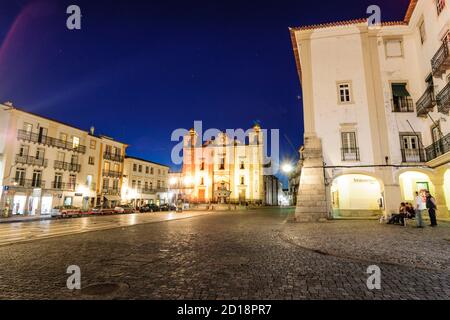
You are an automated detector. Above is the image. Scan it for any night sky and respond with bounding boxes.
[0,0,409,185]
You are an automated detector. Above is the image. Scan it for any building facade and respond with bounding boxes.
[290,0,450,219]
[122,156,169,208]
[180,125,265,204]
[0,102,166,216]
[263,175,282,206]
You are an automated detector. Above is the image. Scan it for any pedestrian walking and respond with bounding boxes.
[414,191,426,228]
[425,191,438,227]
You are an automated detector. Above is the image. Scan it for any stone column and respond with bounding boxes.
[295,135,328,222]
[431,175,449,218]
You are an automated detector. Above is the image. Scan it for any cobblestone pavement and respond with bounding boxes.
[0,207,449,300]
[0,211,209,246]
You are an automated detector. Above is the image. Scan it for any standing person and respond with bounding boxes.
[425,191,438,227]
[414,191,425,228]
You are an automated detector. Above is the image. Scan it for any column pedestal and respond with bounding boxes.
[295,135,328,222]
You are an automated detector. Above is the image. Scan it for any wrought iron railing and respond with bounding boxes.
[17,130,86,153]
[51,181,76,191]
[341,148,360,161]
[416,87,435,117]
[436,81,450,115]
[391,97,414,113]
[432,38,450,77]
[11,178,45,188]
[102,170,122,178]
[425,133,450,161]
[103,152,124,163]
[102,187,121,196]
[401,149,426,163]
[15,154,48,167]
[54,160,81,172]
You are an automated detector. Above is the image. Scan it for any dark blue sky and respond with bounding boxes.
[0,0,409,183]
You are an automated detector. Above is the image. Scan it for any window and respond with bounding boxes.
[385,39,403,58]
[32,170,42,187]
[57,152,65,162]
[36,148,45,159]
[200,162,205,171]
[19,145,29,157]
[144,182,148,190]
[60,133,67,142]
[114,163,120,172]
[419,20,426,44]
[146,166,149,174]
[133,163,137,172]
[219,158,225,170]
[391,83,413,112]
[54,173,63,189]
[15,168,26,185]
[104,161,110,171]
[158,169,161,175]
[240,161,245,170]
[86,175,93,188]
[69,174,76,186]
[138,165,142,173]
[113,179,119,191]
[401,134,424,162]
[103,178,109,189]
[72,136,80,149]
[436,0,446,15]
[200,177,204,185]
[90,140,96,149]
[23,123,32,133]
[337,82,352,104]
[71,154,78,164]
[157,180,161,188]
[137,181,142,189]
[132,180,136,189]
[105,145,112,154]
[341,132,359,161]
[150,167,154,174]
[88,156,95,165]
[241,176,245,185]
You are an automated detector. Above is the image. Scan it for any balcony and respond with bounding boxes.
[10,178,45,189]
[401,149,426,163]
[51,181,76,191]
[102,187,121,196]
[436,82,450,115]
[137,188,156,195]
[425,133,450,161]
[17,130,86,154]
[391,97,414,113]
[15,154,48,167]
[103,152,124,163]
[54,160,81,172]
[341,148,360,161]
[432,37,450,78]
[102,169,122,178]
[416,87,435,117]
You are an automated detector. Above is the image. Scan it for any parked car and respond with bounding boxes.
[159,203,177,211]
[91,206,116,215]
[51,206,82,218]
[114,205,135,214]
[139,203,160,213]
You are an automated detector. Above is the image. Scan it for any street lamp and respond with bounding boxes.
[281,163,294,174]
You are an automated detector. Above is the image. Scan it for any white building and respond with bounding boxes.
[122,156,170,207]
[0,102,128,216]
[290,0,450,219]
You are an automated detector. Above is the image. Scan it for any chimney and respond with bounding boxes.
[90,126,95,135]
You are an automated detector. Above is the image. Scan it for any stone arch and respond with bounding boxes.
[330,172,384,218]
